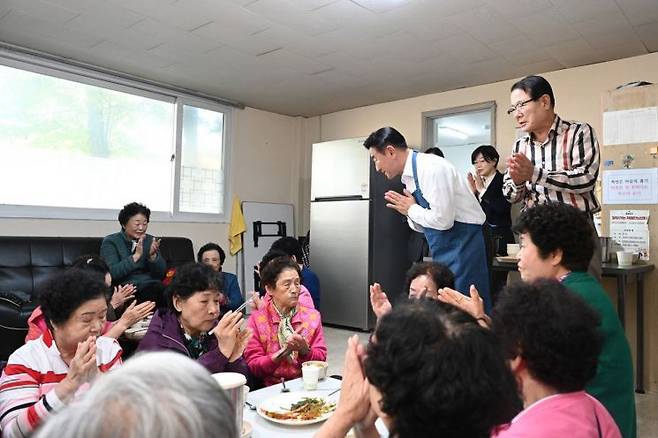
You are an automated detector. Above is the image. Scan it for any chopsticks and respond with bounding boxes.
[207,298,252,335]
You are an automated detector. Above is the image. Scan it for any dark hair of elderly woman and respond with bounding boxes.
[167,262,224,310]
[69,254,149,323]
[71,254,111,282]
[118,202,151,226]
[100,201,166,307]
[196,242,244,312]
[41,268,109,325]
[244,256,327,386]
[25,256,154,344]
[366,301,520,437]
[494,280,600,390]
[137,262,249,377]
[402,261,454,300]
[316,300,520,438]
[260,256,301,289]
[370,262,454,320]
[0,269,123,436]
[490,280,621,437]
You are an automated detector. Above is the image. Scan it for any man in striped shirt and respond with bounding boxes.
[503,75,601,278]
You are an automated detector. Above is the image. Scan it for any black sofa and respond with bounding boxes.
[0,236,195,360]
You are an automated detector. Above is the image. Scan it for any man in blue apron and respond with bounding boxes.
[364,127,492,312]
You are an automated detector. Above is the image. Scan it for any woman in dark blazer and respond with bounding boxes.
[468,145,514,300]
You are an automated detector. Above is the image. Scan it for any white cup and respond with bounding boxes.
[212,372,247,432]
[507,243,520,257]
[302,364,320,390]
[617,251,634,267]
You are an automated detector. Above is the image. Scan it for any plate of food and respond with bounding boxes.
[257,392,337,426]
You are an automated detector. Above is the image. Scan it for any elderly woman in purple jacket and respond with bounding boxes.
[137,262,250,377]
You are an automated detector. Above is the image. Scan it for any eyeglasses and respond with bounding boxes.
[506,98,535,115]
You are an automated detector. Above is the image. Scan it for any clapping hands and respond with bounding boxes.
[369,283,392,319]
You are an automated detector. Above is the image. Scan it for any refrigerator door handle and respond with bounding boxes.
[313,195,365,202]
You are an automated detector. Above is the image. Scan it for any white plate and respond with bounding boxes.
[496,256,518,263]
[257,391,336,426]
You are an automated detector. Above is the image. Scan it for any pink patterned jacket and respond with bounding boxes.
[244,300,326,386]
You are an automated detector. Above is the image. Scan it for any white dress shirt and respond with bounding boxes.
[402,151,486,232]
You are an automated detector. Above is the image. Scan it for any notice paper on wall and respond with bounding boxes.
[610,210,650,260]
[602,168,658,204]
[603,106,658,145]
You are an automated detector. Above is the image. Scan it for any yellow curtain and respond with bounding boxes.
[228,197,246,255]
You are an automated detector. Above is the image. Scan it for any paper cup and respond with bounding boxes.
[302,361,328,380]
[617,251,634,267]
[212,372,247,432]
[302,364,320,390]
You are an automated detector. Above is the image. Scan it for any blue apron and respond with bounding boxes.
[411,151,492,312]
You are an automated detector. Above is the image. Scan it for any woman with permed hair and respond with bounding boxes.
[439,202,635,437]
[100,202,167,307]
[316,300,521,438]
[491,280,621,437]
[25,255,154,343]
[369,261,455,320]
[0,269,123,437]
[137,262,250,377]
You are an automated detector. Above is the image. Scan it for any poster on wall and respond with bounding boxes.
[603,107,658,145]
[602,168,658,204]
[610,210,650,260]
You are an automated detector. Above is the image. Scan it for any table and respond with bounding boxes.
[244,377,341,437]
[491,259,654,393]
[244,377,389,437]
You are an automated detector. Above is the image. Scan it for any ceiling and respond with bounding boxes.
[0,0,656,117]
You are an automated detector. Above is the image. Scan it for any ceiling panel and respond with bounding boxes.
[0,0,654,116]
[615,0,658,26]
[551,0,621,22]
[5,0,78,24]
[636,21,658,51]
[245,0,338,36]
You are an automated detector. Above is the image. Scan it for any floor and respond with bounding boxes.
[323,326,658,437]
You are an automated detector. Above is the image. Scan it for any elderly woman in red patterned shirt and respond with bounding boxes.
[0,269,122,437]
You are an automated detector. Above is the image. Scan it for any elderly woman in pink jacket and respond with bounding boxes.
[244,256,327,386]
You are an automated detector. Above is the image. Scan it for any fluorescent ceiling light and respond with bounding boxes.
[438,126,469,140]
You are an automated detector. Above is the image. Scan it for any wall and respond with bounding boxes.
[0,106,306,274]
[307,51,658,392]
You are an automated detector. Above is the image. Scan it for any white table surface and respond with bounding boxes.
[244,377,388,438]
[244,377,342,438]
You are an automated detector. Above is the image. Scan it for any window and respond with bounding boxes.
[0,55,231,222]
[422,102,496,178]
[179,104,225,215]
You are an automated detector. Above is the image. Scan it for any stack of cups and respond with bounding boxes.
[213,372,247,434]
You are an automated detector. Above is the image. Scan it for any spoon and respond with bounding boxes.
[245,401,257,411]
[280,377,290,393]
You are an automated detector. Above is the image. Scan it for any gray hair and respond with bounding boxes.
[35,352,238,438]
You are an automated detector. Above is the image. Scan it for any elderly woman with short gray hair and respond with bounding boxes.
[35,351,238,438]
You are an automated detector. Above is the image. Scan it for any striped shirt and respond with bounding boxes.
[0,330,122,437]
[502,115,600,214]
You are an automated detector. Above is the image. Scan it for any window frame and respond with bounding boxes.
[0,50,233,223]
[421,100,497,152]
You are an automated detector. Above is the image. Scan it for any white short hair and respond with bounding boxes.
[35,352,238,438]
